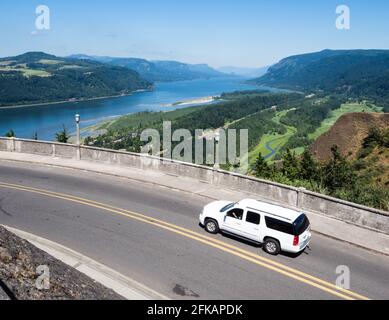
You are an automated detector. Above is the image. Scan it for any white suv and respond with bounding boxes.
[199,199,311,256]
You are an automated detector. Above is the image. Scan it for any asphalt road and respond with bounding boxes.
[0,160,388,300]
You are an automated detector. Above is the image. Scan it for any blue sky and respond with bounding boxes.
[1,0,389,67]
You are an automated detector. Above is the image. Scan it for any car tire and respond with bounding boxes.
[263,238,281,255]
[205,219,219,234]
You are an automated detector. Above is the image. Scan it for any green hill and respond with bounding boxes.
[0,52,152,107]
[253,49,389,112]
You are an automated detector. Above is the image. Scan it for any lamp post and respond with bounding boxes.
[214,131,220,170]
[75,114,81,160]
[75,114,80,146]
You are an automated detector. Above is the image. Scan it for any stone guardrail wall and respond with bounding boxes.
[1,137,388,234]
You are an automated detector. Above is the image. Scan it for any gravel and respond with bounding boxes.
[0,226,124,300]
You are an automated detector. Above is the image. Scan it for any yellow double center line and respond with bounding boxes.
[0,181,370,300]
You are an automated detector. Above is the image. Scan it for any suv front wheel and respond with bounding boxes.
[205,219,219,234]
[263,238,281,255]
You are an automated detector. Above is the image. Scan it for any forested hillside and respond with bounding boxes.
[253,49,389,112]
[85,89,388,210]
[0,52,152,107]
[69,54,225,82]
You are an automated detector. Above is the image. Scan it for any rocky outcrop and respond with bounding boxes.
[0,226,123,300]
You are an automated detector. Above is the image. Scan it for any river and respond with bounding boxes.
[0,77,278,141]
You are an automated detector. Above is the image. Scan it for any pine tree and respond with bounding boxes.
[282,148,299,181]
[299,149,319,182]
[323,145,356,192]
[55,125,70,143]
[254,153,273,179]
[5,129,15,138]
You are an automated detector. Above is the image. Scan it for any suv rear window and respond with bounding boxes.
[265,217,294,235]
[293,214,310,235]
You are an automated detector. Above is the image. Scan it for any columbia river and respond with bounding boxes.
[0,77,279,141]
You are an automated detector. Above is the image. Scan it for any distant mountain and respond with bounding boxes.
[68,55,226,82]
[217,66,269,78]
[253,49,389,111]
[0,52,152,107]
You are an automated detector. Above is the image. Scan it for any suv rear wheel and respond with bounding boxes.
[263,238,281,255]
[205,219,219,234]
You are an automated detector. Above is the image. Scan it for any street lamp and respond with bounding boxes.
[214,131,220,170]
[215,131,220,143]
[75,114,81,146]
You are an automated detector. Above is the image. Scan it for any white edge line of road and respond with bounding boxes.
[2,225,169,301]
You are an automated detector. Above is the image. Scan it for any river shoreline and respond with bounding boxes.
[0,89,152,110]
[80,95,220,138]
[0,77,258,140]
[166,96,218,107]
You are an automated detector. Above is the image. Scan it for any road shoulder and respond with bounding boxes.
[2,225,168,300]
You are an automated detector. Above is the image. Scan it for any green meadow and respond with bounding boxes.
[308,102,382,141]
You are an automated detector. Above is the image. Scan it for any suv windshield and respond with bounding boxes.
[220,203,236,212]
[293,214,310,235]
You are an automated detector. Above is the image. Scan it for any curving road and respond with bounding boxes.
[0,160,389,300]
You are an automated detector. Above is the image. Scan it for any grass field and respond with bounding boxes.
[308,102,383,140]
[59,65,85,70]
[38,59,64,65]
[290,147,305,155]
[18,68,51,77]
[247,110,297,166]
[0,66,51,77]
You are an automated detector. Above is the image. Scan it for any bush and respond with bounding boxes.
[253,144,388,211]
[334,184,389,211]
[5,129,15,138]
[55,125,70,143]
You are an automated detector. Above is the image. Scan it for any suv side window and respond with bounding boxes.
[226,208,244,220]
[246,211,261,225]
[265,216,294,235]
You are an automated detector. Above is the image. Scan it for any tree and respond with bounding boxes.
[282,148,299,181]
[84,136,93,145]
[5,129,15,138]
[254,153,274,179]
[363,128,382,149]
[383,129,389,148]
[323,145,357,192]
[55,125,70,143]
[336,183,389,211]
[299,149,319,182]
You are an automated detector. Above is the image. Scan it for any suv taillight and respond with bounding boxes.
[293,235,299,246]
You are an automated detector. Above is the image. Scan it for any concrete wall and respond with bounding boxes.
[1,137,388,234]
